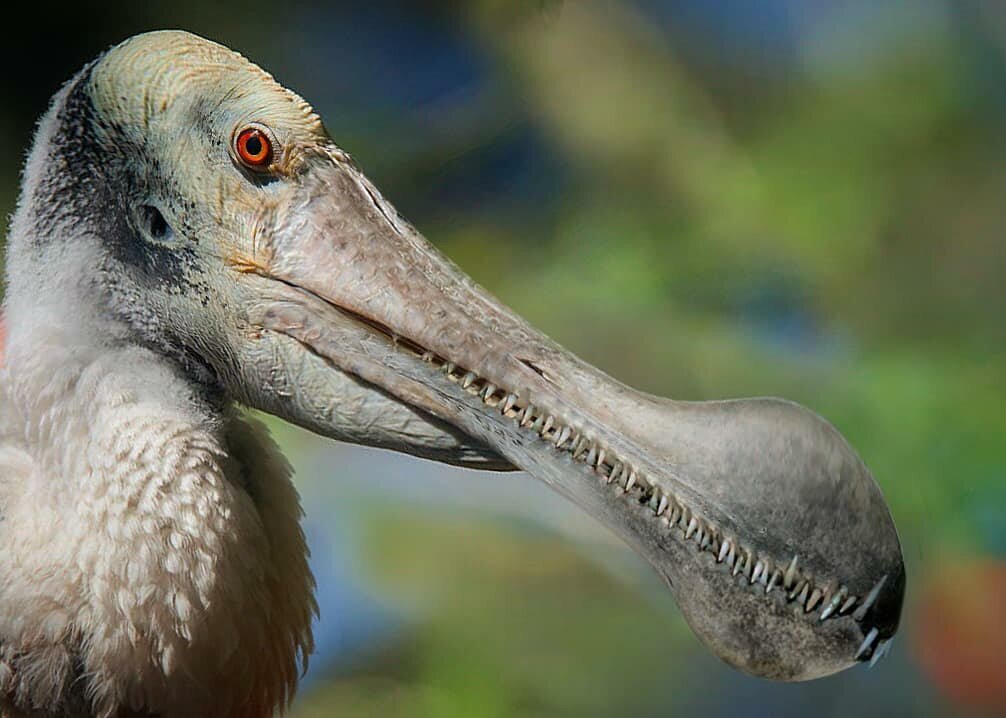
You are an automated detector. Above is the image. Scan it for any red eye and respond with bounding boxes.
[235,127,273,168]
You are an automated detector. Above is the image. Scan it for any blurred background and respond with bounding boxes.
[2,1,1005,716]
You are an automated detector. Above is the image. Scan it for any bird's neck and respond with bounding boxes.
[3,289,222,450]
[0,304,312,716]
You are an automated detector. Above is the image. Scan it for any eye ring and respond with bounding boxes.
[234,126,274,169]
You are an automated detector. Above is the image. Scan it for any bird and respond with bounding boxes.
[0,31,905,717]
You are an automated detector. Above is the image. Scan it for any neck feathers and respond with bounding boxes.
[0,322,314,716]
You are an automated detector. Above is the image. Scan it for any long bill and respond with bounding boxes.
[247,152,905,681]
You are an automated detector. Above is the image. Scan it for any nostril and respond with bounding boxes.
[138,204,174,243]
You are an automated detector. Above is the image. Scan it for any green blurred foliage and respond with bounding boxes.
[297,510,692,718]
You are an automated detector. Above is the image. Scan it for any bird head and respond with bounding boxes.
[5,30,905,680]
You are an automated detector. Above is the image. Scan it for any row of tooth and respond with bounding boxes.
[422,350,885,629]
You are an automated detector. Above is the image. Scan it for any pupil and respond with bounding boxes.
[246,135,263,156]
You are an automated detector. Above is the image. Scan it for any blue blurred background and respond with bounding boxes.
[2,1,1005,715]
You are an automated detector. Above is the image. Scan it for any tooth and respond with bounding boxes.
[718,540,731,563]
[595,449,606,468]
[443,362,456,375]
[742,553,754,580]
[668,505,681,526]
[766,570,780,594]
[788,575,804,599]
[541,416,554,435]
[573,436,589,458]
[521,405,537,427]
[806,588,823,612]
[422,350,434,362]
[624,471,636,492]
[784,555,799,589]
[502,394,517,414]
[840,595,858,615]
[869,639,891,667]
[481,383,496,400]
[656,494,669,516]
[679,506,691,529]
[734,550,745,573]
[462,372,477,389]
[820,589,845,621]
[855,628,879,661]
[531,414,545,432]
[796,583,810,606]
[727,543,737,569]
[606,464,618,484]
[585,445,597,466]
[685,517,699,540]
[853,575,888,622]
[700,532,710,550]
[751,561,764,585]
[554,426,571,448]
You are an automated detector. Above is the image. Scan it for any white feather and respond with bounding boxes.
[0,322,314,716]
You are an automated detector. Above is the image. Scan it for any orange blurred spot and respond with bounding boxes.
[914,558,1006,713]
